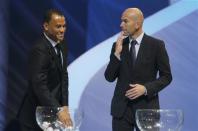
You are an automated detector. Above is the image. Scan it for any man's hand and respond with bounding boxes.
[115,32,126,56]
[125,84,146,100]
[57,106,73,128]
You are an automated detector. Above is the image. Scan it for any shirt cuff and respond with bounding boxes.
[144,86,147,96]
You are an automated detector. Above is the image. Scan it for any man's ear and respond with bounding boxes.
[43,22,48,31]
[135,21,140,30]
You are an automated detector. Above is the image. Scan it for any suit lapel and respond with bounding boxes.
[122,37,133,74]
[61,44,67,69]
[134,34,148,68]
[122,34,149,74]
[44,37,63,72]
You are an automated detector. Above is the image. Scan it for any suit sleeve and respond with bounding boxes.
[104,42,121,82]
[29,47,61,106]
[144,41,172,97]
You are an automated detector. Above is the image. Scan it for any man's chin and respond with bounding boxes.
[122,31,129,36]
[57,38,64,43]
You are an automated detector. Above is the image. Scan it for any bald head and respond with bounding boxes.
[124,8,144,27]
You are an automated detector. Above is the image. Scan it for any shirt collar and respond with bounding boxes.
[44,33,58,48]
[129,32,144,45]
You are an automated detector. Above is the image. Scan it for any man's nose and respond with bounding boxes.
[60,27,65,33]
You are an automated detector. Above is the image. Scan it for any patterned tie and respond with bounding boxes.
[55,44,62,67]
[130,40,137,65]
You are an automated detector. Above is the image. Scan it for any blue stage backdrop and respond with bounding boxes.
[0,0,8,129]
[0,0,197,131]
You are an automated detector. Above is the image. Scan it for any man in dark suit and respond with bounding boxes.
[18,9,72,131]
[105,8,172,131]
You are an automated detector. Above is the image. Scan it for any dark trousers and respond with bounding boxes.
[112,106,140,131]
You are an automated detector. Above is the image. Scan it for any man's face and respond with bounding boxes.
[120,11,137,37]
[44,14,66,43]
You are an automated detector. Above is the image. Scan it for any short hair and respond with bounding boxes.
[43,9,64,23]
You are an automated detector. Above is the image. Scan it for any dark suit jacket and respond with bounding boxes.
[18,35,68,129]
[105,34,172,119]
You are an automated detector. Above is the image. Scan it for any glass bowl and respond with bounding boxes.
[35,106,83,131]
[135,109,184,131]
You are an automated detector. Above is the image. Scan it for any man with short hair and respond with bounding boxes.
[18,9,72,131]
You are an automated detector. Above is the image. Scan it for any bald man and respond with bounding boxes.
[105,8,172,131]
